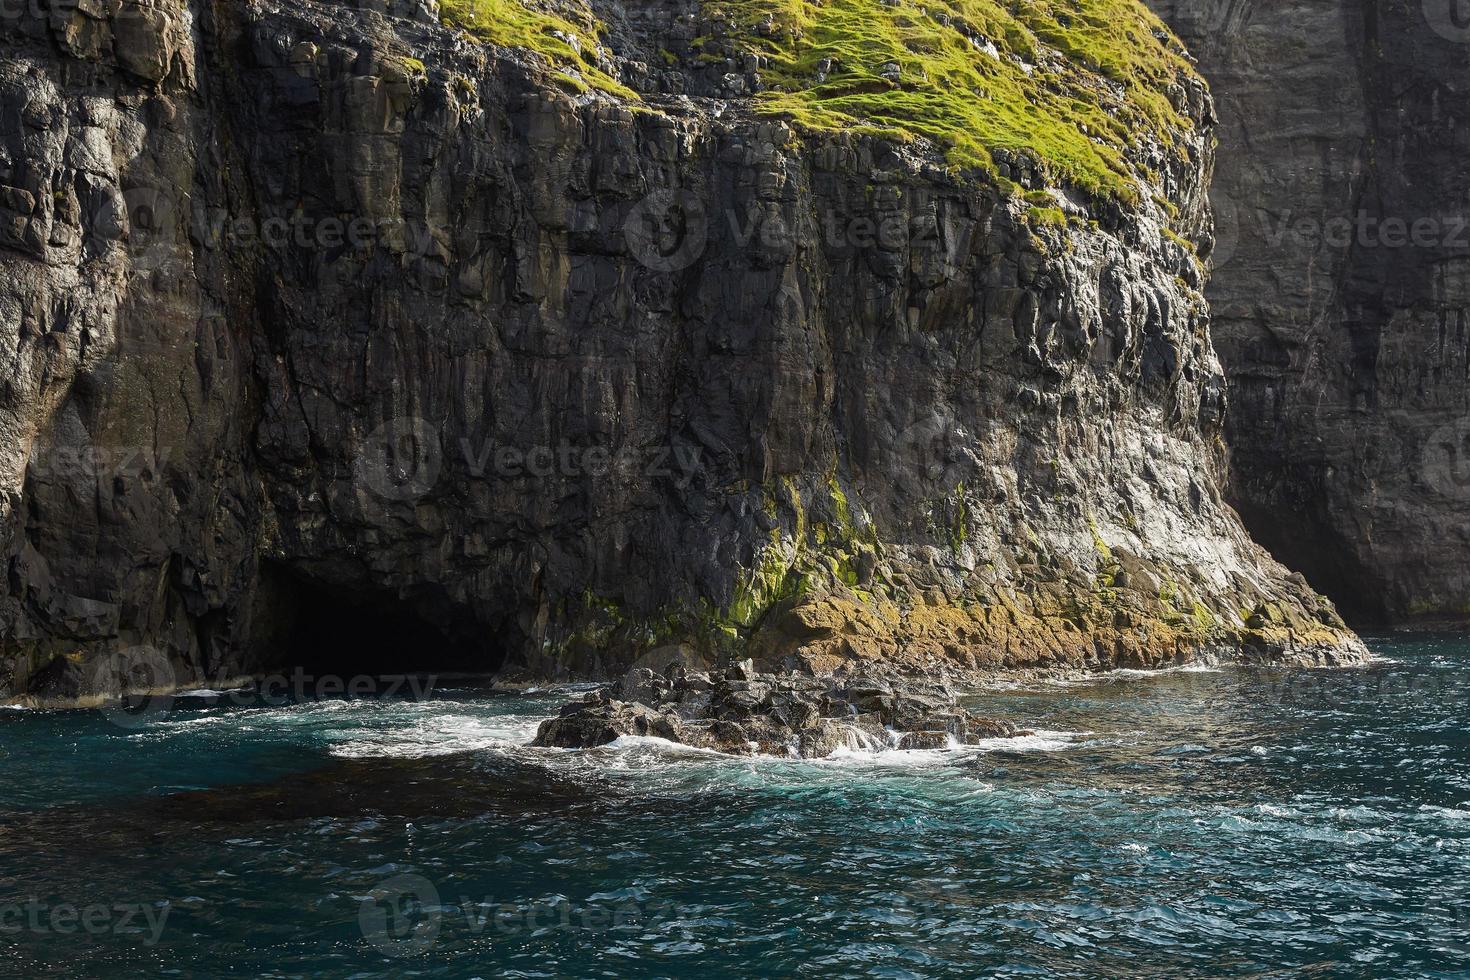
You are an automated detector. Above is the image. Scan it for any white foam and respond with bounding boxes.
[559,727,1091,769]
[979,662,1222,692]
[821,748,958,768]
[329,712,545,759]
[1420,805,1470,821]
[1101,663,1223,680]
[598,735,735,757]
[1255,804,1298,818]
[969,729,1088,753]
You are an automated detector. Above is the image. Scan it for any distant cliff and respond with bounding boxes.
[0,0,1362,700]
[1148,0,1470,625]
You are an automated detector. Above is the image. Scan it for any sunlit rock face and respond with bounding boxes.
[1148,0,1470,624]
[0,0,1362,700]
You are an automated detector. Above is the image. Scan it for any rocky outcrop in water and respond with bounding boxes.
[0,0,1364,702]
[533,660,1026,757]
[1146,0,1470,624]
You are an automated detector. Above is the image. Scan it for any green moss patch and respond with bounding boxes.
[707,0,1198,203]
[441,0,1198,205]
[439,0,638,98]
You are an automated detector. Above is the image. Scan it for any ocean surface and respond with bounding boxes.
[2,634,1469,978]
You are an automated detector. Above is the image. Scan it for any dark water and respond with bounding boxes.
[2,635,1469,978]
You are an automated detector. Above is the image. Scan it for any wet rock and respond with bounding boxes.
[798,720,865,758]
[532,666,1027,758]
[897,731,950,751]
[614,667,667,705]
[534,700,685,748]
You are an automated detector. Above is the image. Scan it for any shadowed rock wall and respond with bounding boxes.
[0,0,1361,699]
[1148,0,1470,624]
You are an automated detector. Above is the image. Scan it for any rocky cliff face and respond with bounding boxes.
[0,0,1362,701]
[1147,0,1470,624]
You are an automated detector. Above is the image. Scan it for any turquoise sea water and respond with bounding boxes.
[2,634,1469,977]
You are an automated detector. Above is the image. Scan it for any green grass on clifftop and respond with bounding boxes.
[441,0,1200,205]
[710,0,1198,203]
[439,0,638,97]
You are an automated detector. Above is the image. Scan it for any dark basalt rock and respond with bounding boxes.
[1147,0,1470,625]
[0,0,1365,701]
[533,664,1028,758]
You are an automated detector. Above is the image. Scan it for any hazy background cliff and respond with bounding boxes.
[1147,0,1470,625]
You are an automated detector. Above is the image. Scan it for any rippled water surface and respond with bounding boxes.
[3,635,1470,977]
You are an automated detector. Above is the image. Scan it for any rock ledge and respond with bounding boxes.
[533,660,1029,758]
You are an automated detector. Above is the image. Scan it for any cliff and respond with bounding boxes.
[1148,0,1470,625]
[0,0,1362,700]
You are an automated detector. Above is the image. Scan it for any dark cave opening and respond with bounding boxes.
[261,566,508,681]
[1233,501,1385,628]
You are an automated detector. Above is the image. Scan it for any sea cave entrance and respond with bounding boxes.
[260,565,508,684]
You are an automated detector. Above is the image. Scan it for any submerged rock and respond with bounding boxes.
[532,665,1029,758]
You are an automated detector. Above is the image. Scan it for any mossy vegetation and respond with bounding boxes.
[438,0,638,98]
[1158,579,1214,635]
[722,475,883,634]
[705,0,1200,203]
[442,0,1198,205]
